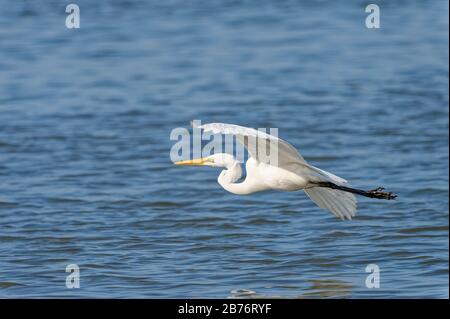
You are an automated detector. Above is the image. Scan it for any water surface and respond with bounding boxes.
[0,1,448,298]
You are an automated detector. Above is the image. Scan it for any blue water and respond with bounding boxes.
[0,1,448,298]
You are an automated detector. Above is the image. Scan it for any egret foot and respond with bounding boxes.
[365,187,397,200]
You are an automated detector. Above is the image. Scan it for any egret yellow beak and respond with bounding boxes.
[174,158,210,166]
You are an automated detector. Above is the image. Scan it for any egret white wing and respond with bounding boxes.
[193,122,307,171]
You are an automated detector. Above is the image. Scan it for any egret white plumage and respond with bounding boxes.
[175,122,396,220]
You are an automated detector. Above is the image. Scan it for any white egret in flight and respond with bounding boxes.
[175,122,396,220]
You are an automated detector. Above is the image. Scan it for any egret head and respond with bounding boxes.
[174,153,237,168]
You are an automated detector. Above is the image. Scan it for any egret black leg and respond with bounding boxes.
[313,182,397,200]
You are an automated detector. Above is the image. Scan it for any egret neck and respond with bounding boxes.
[217,159,263,195]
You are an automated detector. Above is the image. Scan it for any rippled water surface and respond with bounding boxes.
[0,1,448,298]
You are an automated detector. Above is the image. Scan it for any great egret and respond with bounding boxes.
[175,122,396,220]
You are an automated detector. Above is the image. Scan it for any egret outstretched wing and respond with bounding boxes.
[193,122,307,169]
